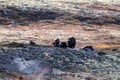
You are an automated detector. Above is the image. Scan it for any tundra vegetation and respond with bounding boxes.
[0,0,120,80]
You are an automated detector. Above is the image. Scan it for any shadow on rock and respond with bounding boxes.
[74,15,120,25]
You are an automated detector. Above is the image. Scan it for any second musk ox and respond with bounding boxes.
[82,46,94,54]
[82,46,94,52]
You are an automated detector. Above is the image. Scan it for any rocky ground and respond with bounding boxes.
[0,0,120,80]
[0,44,120,80]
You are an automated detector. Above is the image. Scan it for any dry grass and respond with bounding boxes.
[94,44,120,49]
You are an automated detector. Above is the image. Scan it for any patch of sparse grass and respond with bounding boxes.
[95,44,111,49]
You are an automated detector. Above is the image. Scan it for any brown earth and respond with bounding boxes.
[0,20,120,50]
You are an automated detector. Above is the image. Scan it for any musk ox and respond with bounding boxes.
[67,37,76,48]
[53,38,61,47]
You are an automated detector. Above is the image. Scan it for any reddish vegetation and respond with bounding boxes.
[0,21,120,50]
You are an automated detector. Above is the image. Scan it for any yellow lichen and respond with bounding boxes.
[94,44,120,49]
[95,44,110,49]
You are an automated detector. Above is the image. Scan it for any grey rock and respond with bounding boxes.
[0,45,119,78]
